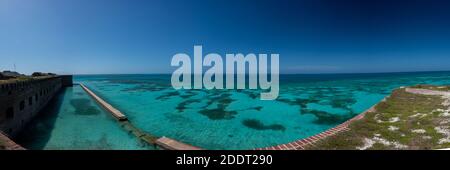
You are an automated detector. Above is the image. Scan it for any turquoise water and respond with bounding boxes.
[18,71,450,149]
[16,85,152,150]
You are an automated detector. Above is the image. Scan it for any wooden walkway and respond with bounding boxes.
[79,84,202,150]
[80,84,127,121]
[156,137,202,150]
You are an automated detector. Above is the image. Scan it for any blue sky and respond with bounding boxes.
[1,0,450,74]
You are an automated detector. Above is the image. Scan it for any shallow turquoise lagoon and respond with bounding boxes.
[16,85,152,150]
[18,71,450,149]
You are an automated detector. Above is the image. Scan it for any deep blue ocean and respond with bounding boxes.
[16,71,450,149]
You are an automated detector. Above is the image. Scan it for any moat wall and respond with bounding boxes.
[0,75,73,138]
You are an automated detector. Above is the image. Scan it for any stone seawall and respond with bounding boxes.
[0,75,73,139]
[0,131,24,150]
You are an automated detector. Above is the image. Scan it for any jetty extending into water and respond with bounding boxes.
[79,83,202,150]
[80,84,127,121]
[156,137,202,150]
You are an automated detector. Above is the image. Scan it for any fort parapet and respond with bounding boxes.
[0,75,73,139]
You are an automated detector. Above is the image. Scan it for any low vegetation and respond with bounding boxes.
[0,70,57,84]
[309,85,450,150]
[411,84,450,91]
[0,75,56,84]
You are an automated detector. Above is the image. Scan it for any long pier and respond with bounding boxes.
[156,137,202,150]
[80,84,127,121]
[79,83,201,150]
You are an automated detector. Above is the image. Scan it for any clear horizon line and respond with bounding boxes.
[71,69,450,76]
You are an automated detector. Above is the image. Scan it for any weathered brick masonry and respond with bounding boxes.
[0,75,72,149]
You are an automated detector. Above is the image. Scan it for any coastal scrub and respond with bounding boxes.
[309,85,450,150]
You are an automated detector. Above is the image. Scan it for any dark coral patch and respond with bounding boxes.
[70,99,101,115]
[199,109,237,120]
[178,90,198,99]
[74,92,84,96]
[176,99,201,112]
[303,109,354,125]
[276,98,320,110]
[156,91,180,100]
[329,96,357,109]
[253,106,263,111]
[277,95,356,125]
[294,98,320,108]
[239,90,259,99]
[242,119,286,131]
[218,97,234,105]
[198,92,238,120]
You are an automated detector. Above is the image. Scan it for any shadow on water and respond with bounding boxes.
[70,98,101,115]
[15,87,69,149]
